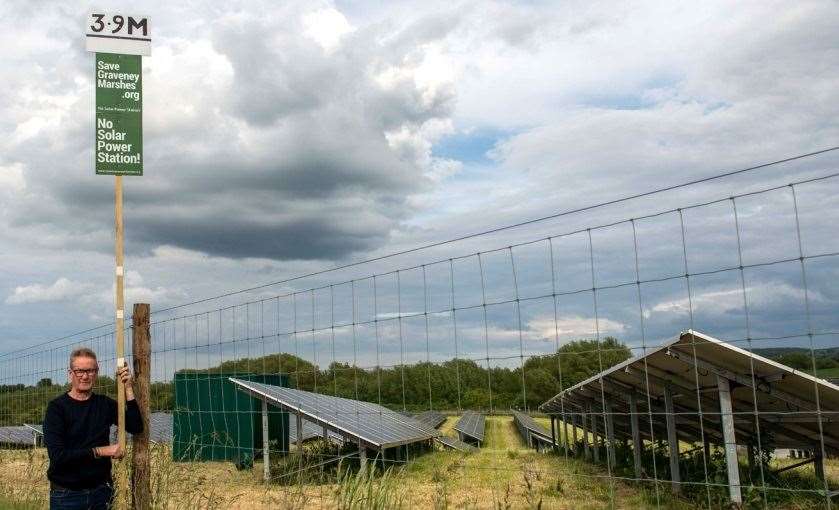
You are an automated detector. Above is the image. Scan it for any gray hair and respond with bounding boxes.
[69,347,98,368]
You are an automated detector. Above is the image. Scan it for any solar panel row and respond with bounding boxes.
[19,412,174,446]
[454,411,485,443]
[230,378,439,449]
[511,410,554,450]
[414,410,446,429]
[539,330,839,452]
[0,425,38,446]
[435,435,478,452]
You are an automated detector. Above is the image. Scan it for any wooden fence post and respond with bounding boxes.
[132,303,151,510]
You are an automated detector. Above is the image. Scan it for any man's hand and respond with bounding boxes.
[96,444,125,459]
[116,365,135,400]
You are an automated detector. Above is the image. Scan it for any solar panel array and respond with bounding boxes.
[0,425,37,446]
[511,410,554,449]
[230,378,439,449]
[454,411,485,443]
[19,412,174,446]
[435,435,478,452]
[414,410,446,429]
[540,330,839,453]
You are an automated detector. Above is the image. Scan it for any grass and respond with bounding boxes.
[815,367,839,378]
[0,415,836,509]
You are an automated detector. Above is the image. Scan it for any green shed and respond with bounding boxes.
[173,372,289,464]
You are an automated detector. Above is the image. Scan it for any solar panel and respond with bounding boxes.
[109,411,173,444]
[540,329,839,453]
[453,411,485,443]
[0,425,37,446]
[414,410,446,429]
[23,423,42,435]
[148,412,173,443]
[24,412,173,446]
[288,417,343,444]
[435,435,478,452]
[230,378,440,449]
[512,410,554,449]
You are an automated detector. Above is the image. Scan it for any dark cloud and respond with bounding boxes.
[2,3,461,262]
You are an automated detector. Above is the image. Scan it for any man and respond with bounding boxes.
[43,347,143,510]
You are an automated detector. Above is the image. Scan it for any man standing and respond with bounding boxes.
[43,347,143,509]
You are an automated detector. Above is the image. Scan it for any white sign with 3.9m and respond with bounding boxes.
[85,12,151,56]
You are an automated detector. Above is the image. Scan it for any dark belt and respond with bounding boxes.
[50,481,111,491]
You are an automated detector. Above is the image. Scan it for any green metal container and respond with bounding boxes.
[173,372,288,464]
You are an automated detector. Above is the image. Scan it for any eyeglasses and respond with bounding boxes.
[70,368,98,377]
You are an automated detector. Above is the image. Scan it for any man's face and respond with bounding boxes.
[69,356,98,392]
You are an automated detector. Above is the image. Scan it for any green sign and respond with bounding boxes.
[95,53,142,176]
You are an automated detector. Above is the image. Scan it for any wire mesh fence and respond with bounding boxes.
[1,165,838,508]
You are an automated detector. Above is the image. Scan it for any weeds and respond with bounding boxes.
[332,462,405,510]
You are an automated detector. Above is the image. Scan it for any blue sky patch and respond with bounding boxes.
[432,128,515,165]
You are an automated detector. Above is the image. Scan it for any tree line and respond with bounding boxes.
[0,337,630,427]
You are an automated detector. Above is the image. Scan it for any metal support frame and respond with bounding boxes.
[590,404,600,463]
[572,413,579,456]
[629,392,642,479]
[772,456,816,475]
[718,375,742,505]
[581,410,590,460]
[667,347,813,410]
[663,385,680,494]
[262,401,270,483]
[359,440,367,469]
[814,454,825,482]
[605,397,616,468]
[296,413,303,451]
[550,416,557,452]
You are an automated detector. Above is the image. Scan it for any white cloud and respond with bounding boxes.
[527,316,626,342]
[5,278,92,305]
[302,8,354,53]
[645,282,824,319]
[0,162,25,194]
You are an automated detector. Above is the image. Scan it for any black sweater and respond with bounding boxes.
[44,392,143,489]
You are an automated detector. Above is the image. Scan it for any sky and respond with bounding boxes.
[0,0,838,379]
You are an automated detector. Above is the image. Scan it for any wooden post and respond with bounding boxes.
[718,375,742,504]
[663,385,680,494]
[115,176,126,451]
[550,416,557,451]
[262,401,270,483]
[629,392,642,479]
[131,303,150,510]
[605,397,616,469]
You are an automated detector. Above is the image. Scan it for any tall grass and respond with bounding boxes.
[332,462,405,510]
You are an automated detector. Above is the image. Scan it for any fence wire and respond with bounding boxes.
[1,168,838,509]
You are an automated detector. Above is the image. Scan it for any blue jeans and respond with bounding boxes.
[49,484,112,510]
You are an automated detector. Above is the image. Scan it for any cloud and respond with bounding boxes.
[527,315,627,341]
[0,3,463,263]
[302,8,355,53]
[1,0,838,358]
[0,162,25,194]
[5,278,93,305]
[646,281,825,319]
